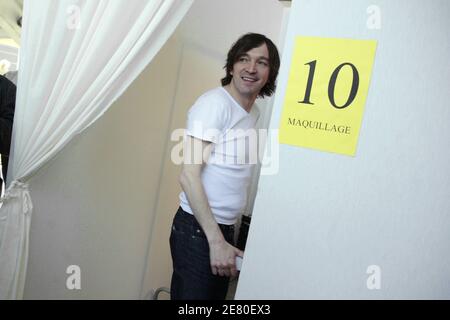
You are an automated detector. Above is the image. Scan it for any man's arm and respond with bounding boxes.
[179,135,243,277]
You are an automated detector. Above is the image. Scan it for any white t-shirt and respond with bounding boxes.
[179,87,260,225]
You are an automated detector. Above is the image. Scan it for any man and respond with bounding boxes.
[170,33,280,300]
[0,75,16,194]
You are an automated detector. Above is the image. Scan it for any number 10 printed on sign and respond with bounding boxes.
[279,36,377,156]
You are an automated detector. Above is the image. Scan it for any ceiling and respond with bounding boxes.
[0,0,23,45]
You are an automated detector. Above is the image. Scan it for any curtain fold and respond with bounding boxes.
[0,0,193,299]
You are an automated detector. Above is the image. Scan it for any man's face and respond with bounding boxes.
[230,43,270,99]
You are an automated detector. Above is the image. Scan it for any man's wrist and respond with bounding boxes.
[206,229,226,246]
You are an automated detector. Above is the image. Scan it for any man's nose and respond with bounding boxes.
[246,61,257,73]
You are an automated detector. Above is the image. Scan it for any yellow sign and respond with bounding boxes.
[279,36,377,156]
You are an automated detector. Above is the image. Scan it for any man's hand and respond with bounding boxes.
[209,240,244,277]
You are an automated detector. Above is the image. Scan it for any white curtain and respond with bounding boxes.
[0,0,193,300]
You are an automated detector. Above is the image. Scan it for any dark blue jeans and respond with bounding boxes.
[169,207,235,300]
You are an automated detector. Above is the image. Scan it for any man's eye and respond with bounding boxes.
[258,61,268,66]
[239,57,249,62]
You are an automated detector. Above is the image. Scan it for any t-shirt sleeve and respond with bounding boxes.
[185,94,227,143]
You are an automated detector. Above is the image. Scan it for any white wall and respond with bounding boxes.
[236,0,450,299]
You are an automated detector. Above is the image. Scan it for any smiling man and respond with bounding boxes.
[169,33,280,300]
